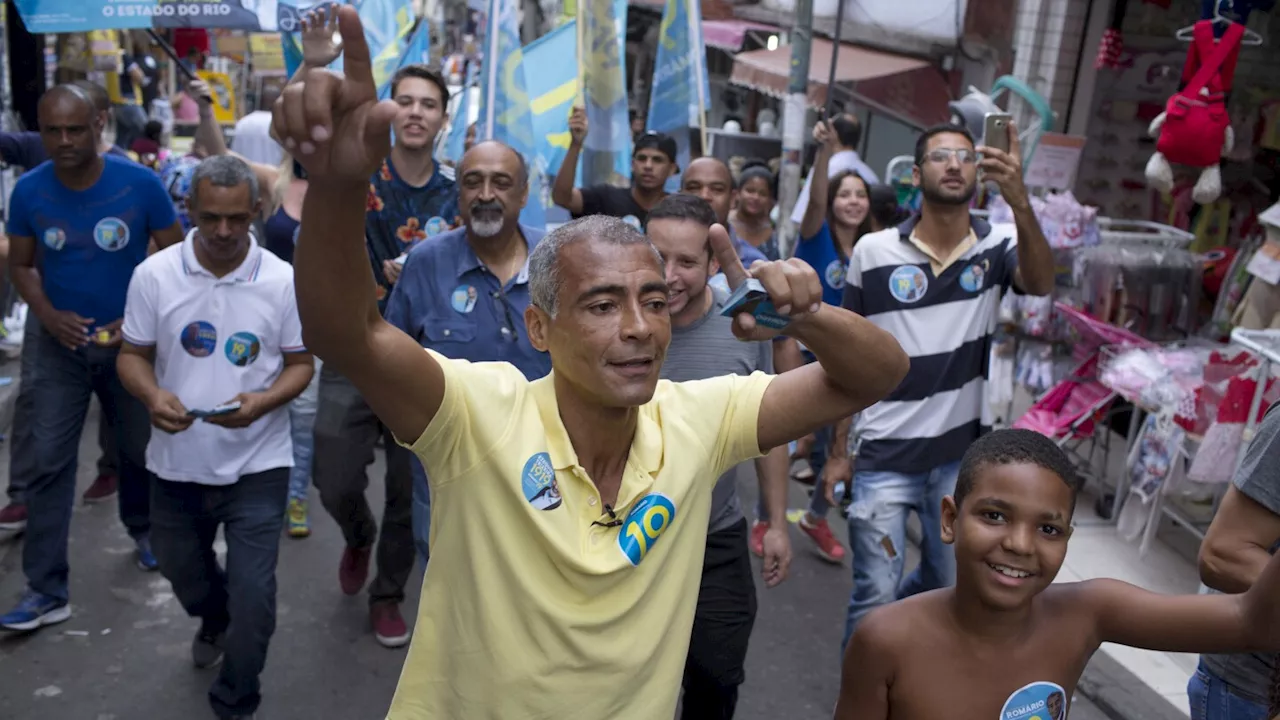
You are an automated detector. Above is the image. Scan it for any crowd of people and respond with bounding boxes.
[2,6,1280,720]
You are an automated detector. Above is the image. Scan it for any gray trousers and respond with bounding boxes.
[311,366,415,605]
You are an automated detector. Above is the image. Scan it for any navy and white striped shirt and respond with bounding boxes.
[841,215,1018,473]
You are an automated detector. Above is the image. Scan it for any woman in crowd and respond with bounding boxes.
[728,159,780,261]
[761,120,874,564]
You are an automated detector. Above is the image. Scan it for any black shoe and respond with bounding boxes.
[192,627,226,669]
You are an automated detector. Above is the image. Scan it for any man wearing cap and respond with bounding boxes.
[552,106,677,230]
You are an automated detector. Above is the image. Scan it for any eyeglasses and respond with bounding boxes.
[490,288,521,342]
[922,148,978,166]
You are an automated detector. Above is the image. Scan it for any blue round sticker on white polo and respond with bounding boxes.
[425,216,448,237]
[450,285,478,314]
[621,215,642,230]
[521,452,561,511]
[43,227,66,251]
[888,265,928,304]
[1000,681,1068,720]
[180,321,218,357]
[618,493,676,566]
[224,331,261,367]
[824,259,847,290]
[959,263,986,293]
[93,217,130,252]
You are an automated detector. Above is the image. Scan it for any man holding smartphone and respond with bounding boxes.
[116,155,314,720]
[837,120,1055,648]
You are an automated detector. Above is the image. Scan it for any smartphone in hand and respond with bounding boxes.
[983,112,1013,154]
[187,401,242,419]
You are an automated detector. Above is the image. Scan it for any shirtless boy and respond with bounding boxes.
[835,429,1280,720]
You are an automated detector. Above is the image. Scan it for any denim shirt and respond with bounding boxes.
[384,225,551,382]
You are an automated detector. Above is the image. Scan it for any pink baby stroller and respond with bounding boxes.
[1014,303,1155,512]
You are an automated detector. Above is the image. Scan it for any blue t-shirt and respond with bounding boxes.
[793,221,849,308]
[7,155,178,325]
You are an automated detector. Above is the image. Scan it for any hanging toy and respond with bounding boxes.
[1145,20,1245,205]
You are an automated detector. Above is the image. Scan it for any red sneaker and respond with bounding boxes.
[0,502,27,531]
[82,473,118,504]
[371,601,411,648]
[339,545,372,595]
[749,520,769,558]
[798,514,846,564]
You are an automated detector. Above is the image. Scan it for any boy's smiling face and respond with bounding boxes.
[941,462,1075,610]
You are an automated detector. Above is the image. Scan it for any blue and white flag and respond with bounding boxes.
[578,0,631,187]
[647,0,709,191]
[525,21,579,226]
[477,0,546,229]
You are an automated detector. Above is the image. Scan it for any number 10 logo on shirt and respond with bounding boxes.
[618,493,676,566]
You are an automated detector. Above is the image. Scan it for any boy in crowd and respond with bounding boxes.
[835,429,1280,720]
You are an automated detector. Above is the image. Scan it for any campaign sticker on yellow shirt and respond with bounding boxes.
[999,681,1067,720]
[618,493,676,566]
[521,452,561,511]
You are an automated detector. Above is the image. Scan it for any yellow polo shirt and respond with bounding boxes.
[386,351,773,720]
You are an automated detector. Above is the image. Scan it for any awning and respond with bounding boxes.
[729,37,953,127]
[703,19,781,52]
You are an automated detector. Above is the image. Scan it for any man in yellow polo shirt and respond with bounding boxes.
[275,8,910,718]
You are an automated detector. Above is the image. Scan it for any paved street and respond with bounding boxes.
[0,399,1114,719]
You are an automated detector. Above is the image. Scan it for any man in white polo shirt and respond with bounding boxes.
[116,155,314,720]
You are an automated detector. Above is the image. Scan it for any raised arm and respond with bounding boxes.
[274,5,444,445]
[709,224,908,452]
[798,120,837,240]
[551,106,586,214]
[1086,543,1280,654]
[978,122,1054,296]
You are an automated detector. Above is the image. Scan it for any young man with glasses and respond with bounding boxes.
[836,122,1055,648]
[383,140,550,568]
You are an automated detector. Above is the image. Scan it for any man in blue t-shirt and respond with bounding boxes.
[0,84,183,632]
[0,79,134,534]
[312,64,459,650]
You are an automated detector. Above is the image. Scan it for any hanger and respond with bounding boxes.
[1175,0,1265,45]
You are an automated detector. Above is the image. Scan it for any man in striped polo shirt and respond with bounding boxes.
[837,122,1054,647]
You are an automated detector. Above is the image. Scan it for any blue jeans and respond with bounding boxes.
[22,322,151,602]
[756,424,833,521]
[149,468,289,719]
[286,358,321,501]
[842,460,960,648]
[412,461,430,568]
[1188,662,1270,720]
[8,311,117,504]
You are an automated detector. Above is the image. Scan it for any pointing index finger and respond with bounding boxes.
[708,223,749,289]
[336,5,374,90]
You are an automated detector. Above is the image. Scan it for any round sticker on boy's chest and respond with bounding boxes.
[1000,681,1067,720]
[621,215,642,230]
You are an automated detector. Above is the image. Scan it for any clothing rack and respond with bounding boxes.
[1134,328,1280,556]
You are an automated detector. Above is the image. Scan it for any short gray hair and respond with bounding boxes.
[528,215,663,317]
[189,155,260,208]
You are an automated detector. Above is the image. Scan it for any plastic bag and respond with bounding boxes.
[1188,421,1243,484]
